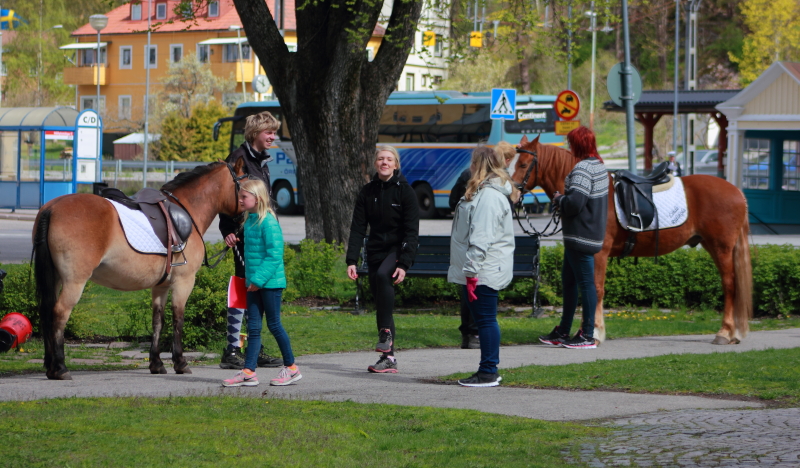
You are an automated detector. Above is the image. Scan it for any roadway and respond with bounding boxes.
[2,209,799,264]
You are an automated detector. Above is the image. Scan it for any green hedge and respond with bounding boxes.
[2,242,799,347]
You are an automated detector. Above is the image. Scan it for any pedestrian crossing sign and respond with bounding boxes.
[490,88,516,120]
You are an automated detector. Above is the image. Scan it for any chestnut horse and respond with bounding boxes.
[511,135,752,345]
[33,160,245,379]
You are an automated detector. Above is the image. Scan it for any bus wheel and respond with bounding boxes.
[273,180,297,215]
[415,184,437,219]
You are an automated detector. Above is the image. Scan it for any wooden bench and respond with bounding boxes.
[354,235,542,313]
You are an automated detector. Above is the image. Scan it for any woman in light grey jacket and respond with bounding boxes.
[448,146,517,387]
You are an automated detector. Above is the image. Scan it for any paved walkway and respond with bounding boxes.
[3,329,798,466]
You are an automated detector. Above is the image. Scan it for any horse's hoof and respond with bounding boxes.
[729,338,741,345]
[175,365,192,375]
[150,366,167,374]
[712,335,730,345]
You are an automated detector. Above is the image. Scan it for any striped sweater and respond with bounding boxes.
[557,157,609,254]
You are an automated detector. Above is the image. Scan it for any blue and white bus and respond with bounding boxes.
[214,90,563,216]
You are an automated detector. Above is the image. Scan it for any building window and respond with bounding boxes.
[80,96,106,113]
[119,46,132,69]
[82,47,107,66]
[783,140,800,192]
[434,35,443,57]
[156,3,167,19]
[131,3,142,20]
[144,45,157,69]
[742,138,770,190]
[170,44,183,63]
[119,95,132,120]
[208,1,219,17]
[225,44,251,62]
[406,73,415,91]
[197,44,210,63]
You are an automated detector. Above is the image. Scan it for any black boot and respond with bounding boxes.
[256,345,282,367]
[219,346,245,369]
[461,334,480,349]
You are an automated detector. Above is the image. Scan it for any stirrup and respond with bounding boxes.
[627,213,645,232]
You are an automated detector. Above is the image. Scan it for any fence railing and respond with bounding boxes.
[104,160,207,189]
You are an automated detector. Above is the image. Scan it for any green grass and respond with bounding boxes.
[0,397,604,467]
[445,347,800,406]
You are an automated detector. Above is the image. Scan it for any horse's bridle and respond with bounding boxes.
[515,148,539,196]
[162,162,249,268]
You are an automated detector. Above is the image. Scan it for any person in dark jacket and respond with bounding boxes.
[219,111,283,370]
[539,126,608,349]
[346,145,420,374]
[448,141,518,350]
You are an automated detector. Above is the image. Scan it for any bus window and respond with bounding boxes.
[378,104,491,143]
[504,103,556,135]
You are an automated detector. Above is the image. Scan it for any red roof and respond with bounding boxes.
[72,0,297,35]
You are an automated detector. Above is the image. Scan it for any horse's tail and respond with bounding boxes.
[34,209,57,340]
[733,214,753,339]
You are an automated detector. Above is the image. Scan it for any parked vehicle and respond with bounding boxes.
[676,149,722,176]
[213,91,563,217]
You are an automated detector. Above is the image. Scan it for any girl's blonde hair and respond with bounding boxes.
[464,146,518,201]
[375,145,401,169]
[495,141,516,163]
[239,178,274,224]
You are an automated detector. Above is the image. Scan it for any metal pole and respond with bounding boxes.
[621,0,637,172]
[567,1,573,90]
[672,0,680,155]
[96,28,102,183]
[142,0,152,189]
[236,28,246,103]
[589,2,597,130]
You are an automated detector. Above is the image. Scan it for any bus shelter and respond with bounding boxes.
[0,107,103,209]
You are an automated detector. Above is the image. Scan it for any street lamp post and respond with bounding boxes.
[230,25,247,103]
[587,4,597,130]
[89,14,108,184]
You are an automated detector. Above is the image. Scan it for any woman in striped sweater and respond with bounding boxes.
[539,126,609,349]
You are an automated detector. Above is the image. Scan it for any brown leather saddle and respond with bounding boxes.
[100,187,194,282]
[613,161,671,260]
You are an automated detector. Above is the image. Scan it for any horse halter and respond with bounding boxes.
[515,148,539,196]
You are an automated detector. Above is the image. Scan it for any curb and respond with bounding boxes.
[0,213,37,221]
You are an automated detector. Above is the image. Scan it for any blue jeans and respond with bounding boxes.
[245,288,294,370]
[560,248,597,338]
[464,284,500,374]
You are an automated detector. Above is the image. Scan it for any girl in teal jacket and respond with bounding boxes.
[222,179,301,388]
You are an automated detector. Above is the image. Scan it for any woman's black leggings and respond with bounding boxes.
[368,251,397,355]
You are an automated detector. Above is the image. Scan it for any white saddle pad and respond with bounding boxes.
[614,176,689,231]
[108,199,167,255]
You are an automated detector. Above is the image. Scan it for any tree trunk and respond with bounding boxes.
[233,0,422,244]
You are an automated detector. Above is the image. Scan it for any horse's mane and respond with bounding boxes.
[536,142,578,179]
[162,161,225,192]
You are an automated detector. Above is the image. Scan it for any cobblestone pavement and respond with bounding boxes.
[570,407,800,467]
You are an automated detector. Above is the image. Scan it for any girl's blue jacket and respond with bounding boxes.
[243,212,287,289]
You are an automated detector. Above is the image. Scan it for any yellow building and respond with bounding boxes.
[63,0,384,135]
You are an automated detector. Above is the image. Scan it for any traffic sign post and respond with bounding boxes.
[554,90,580,121]
[490,88,516,120]
[555,120,580,135]
[606,62,642,107]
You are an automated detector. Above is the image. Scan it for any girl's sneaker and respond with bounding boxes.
[222,369,259,387]
[270,365,302,386]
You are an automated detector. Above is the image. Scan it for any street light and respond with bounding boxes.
[229,25,247,103]
[89,14,108,183]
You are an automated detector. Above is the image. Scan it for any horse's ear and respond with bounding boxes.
[233,157,245,174]
[520,135,529,145]
[533,134,540,144]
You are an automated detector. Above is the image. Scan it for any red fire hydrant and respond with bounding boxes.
[0,313,33,352]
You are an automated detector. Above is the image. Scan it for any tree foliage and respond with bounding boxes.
[158,53,234,119]
[157,101,231,162]
[730,0,800,84]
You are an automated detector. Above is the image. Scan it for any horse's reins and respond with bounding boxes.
[513,148,562,239]
[162,162,248,269]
